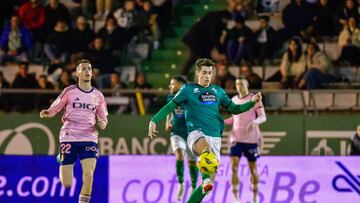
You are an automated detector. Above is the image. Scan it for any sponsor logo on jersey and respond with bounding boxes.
[174,107,184,118]
[199,92,217,104]
[73,102,96,110]
[193,88,200,93]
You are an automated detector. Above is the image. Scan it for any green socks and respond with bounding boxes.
[189,162,199,188]
[176,160,184,183]
[186,185,205,203]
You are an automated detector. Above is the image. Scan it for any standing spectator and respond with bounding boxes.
[11,62,39,112]
[138,0,160,49]
[337,17,360,65]
[239,65,262,89]
[44,0,71,37]
[109,72,129,113]
[268,38,306,88]
[132,72,153,113]
[298,42,333,89]
[94,0,113,20]
[86,37,115,74]
[253,16,277,65]
[36,74,55,110]
[350,124,360,155]
[44,19,72,66]
[0,15,32,65]
[335,0,358,34]
[312,0,336,37]
[57,70,75,89]
[18,0,46,42]
[70,16,95,61]
[0,71,10,111]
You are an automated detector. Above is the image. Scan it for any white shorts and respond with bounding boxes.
[187,130,222,161]
[170,135,195,161]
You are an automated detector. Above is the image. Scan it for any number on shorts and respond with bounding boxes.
[60,143,71,154]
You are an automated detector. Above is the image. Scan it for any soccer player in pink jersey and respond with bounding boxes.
[39,59,108,203]
[224,78,266,203]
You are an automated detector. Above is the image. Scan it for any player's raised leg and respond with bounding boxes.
[79,158,97,203]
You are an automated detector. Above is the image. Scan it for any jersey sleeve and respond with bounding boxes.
[47,88,69,117]
[253,101,266,125]
[172,85,187,105]
[96,92,108,124]
[219,87,232,108]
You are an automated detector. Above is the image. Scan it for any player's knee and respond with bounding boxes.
[61,177,73,188]
[176,149,184,160]
[82,170,94,181]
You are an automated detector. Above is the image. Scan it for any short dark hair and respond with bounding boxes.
[195,58,215,71]
[18,61,29,69]
[76,59,91,68]
[259,16,270,22]
[39,74,47,79]
[172,75,187,84]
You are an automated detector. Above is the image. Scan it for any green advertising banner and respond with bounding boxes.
[0,114,358,155]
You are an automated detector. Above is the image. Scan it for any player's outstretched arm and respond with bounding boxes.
[226,92,262,115]
[40,109,51,118]
[148,101,178,139]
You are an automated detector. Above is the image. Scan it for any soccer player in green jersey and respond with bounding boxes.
[148,58,262,202]
[166,76,199,200]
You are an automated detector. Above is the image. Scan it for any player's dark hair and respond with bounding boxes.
[172,75,187,84]
[76,59,91,68]
[195,58,215,71]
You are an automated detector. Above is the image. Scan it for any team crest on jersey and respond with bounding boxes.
[193,88,200,93]
[92,95,98,105]
[174,107,184,118]
[199,92,217,105]
[211,87,217,93]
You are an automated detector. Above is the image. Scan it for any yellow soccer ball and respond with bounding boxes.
[197,151,219,175]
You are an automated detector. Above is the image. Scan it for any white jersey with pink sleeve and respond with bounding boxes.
[47,85,108,143]
[224,93,266,144]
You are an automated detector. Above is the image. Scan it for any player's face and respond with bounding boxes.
[77,63,92,82]
[236,79,249,94]
[197,66,213,87]
[169,79,182,94]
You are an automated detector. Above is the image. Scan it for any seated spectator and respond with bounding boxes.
[0,71,10,111]
[312,0,336,37]
[97,16,126,63]
[335,0,358,34]
[44,20,72,66]
[222,14,254,65]
[350,124,360,155]
[109,72,129,113]
[214,63,236,89]
[298,42,334,89]
[44,0,71,37]
[337,17,360,65]
[11,62,39,112]
[58,70,75,89]
[36,74,55,110]
[18,0,45,42]
[253,16,277,65]
[268,38,306,89]
[131,72,153,113]
[86,37,115,74]
[138,0,160,49]
[239,64,262,89]
[113,0,141,43]
[0,15,32,65]
[70,16,95,60]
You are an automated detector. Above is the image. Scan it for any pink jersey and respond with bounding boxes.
[48,85,108,143]
[224,93,266,144]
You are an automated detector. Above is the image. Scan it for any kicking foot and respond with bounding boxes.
[202,179,214,194]
[176,183,185,201]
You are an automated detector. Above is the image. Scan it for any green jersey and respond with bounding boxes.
[167,94,188,139]
[172,83,233,137]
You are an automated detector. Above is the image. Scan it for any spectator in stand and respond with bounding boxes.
[109,72,129,113]
[58,69,75,89]
[18,0,46,42]
[181,0,237,75]
[94,0,113,20]
[337,17,360,65]
[239,64,262,89]
[311,0,336,37]
[44,0,71,37]
[97,16,126,63]
[335,0,358,34]
[253,16,277,65]
[132,72,153,113]
[0,0,17,33]
[0,15,32,65]
[221,14,254,65]
[214,63,236,89]
[298,42,334,89]
[44,19,72,66]
[350,124,360,155]
[268,38,306,89]
[36,74,55,110]
[70,16,95,61]
[138,0,160,49]
[11,62,39,112]
[0,71,10,111]
[280,0,316,41]
[113,0,141,43]
[86,37,115,74]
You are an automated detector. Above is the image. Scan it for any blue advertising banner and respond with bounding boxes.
[0,156,108,203]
